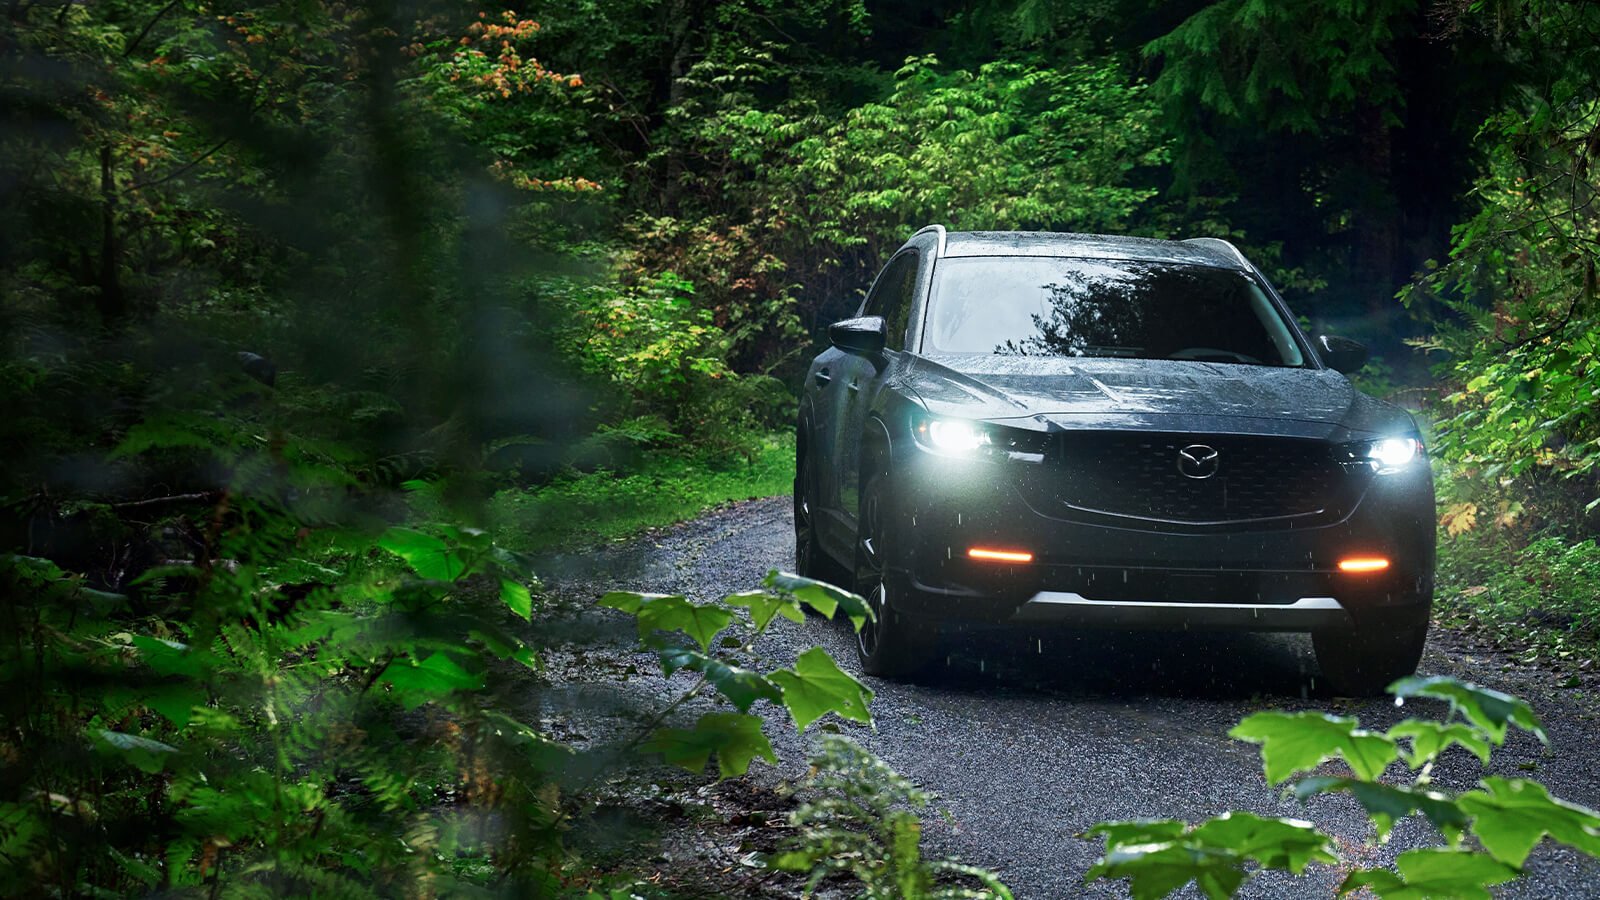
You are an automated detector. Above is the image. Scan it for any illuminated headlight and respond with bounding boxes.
[913,415,1050,461]
[1344,437,1423,474]
[926,418,989,452]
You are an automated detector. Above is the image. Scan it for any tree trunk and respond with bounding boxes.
[1353,103,1400,321]
[659,0,696,216]
[96,142,126,322]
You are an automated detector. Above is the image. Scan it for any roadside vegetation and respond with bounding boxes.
[486,435,795,554]
[3,0,1600,896]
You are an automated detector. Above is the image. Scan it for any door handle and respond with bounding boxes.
[814,369,832,387]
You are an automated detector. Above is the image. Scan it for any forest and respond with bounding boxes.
[3,0,1600,896]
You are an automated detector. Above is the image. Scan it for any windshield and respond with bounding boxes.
[924,256,1307,366]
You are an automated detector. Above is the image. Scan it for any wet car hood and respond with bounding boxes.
[901,354,1412,438]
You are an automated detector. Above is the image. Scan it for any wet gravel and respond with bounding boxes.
[538,496,1600,898]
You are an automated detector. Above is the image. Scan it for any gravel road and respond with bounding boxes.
[540,496,1600,898]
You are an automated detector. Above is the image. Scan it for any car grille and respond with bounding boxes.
[1051,432,1366,530]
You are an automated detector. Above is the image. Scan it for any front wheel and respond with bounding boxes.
[794,451,825,578]
[795,451,849,588]
[855,476,938,678]
[1313,624,1428,697]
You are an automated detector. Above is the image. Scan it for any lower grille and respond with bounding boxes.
[1052,432,1366,530]
[1053,568,1321,605]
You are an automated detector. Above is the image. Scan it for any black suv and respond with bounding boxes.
[795,227,1434,694]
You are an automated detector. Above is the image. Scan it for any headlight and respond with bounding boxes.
[925,418,988,452]
[912,415,1050,461]
[1343,437,1423,474]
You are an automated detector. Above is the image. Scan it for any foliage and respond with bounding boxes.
[1139,0,1500,326]
[773,735,1014,899]
[0,406,876,898]
[552,272,727,404]
[1146,0,1414,134]
[539,270,791,457]
[0,485,563,892]
[1403,0,1600,526]
[1436,529,1600,667]
[599,570,875,781]
[0,3,797,893]
[10,0,1600,893]
[1086,676,1600,899]
[646,51,1171,352]
[486,433,795,552]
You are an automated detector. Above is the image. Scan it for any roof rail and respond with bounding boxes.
[1182,236,1249,268]
[912,224,947,257]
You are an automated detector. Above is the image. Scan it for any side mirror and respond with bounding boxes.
[1317,335,1368,374]
[829,316,887,356]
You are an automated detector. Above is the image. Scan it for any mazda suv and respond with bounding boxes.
[794,227,1435,694]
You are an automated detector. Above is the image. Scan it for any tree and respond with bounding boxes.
[1141,0,1504,336]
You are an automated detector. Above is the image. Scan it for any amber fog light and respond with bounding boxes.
[1338,557,1390,573]
[968,547,1034,563]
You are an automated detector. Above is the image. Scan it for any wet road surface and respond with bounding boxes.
[542,497,1600,898]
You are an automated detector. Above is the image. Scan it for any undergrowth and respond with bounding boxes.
[487,433,795,553]
[1436,529,1600,672]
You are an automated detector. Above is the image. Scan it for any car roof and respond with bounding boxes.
[937,231,1249,271]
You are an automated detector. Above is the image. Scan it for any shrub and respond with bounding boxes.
[1088,676,1599,898]
[774,736,1014,899]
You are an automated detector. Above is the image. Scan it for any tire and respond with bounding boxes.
[1313,624,1428,697]
[854,475,938,678]
[794,450,824,578]
[794,450,850,589]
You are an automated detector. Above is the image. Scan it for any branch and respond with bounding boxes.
[129,75,269,192]
[126,135,233,192]
[123,0,180,59]
[1498,287,1588,351]
[111,491,220,510]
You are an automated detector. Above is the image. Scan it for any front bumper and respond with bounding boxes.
[1009,593,1353,630]
[886,442,1435,633]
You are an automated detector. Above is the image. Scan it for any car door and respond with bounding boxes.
[833,248,921,524]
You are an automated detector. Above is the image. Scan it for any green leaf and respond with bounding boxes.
[131,635,202,678]
[96,729,178,755]
[1230,711,1397,783]
[469,626,539,669]
[1389,676,1546,745]
[477,710,574,771]
[1088,813,1334,900]
[1293,777,1468,843]
[94,730,178,774]
[597,591,661,615]
[4,554,64,581]
[764,570,873,630]
[378,528,466,581]
[378,653,484,707]
[600,592,734,651]
[1387,718,1493,768]
[643,712,776,779]
[1085,819,1191,846]
[657,646,782,712]
[1189,812,1336,874]
[1087,842,1247,900]
[436,524,491,552]
[144,684,206,728]
[1338,848,1518,899]
[725,589,803,630]
[500,577,532,620]
[1457,777,1600,866]
[768,647,873,731]
[646,597,734,651]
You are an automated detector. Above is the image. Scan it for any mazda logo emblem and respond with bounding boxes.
[1177,444,1220,479]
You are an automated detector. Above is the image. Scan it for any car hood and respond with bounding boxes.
[901,355,1410,438]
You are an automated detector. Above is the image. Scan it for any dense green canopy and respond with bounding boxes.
[2,0,1599,893]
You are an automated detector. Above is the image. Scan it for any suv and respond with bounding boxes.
[794,227,1434,694]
